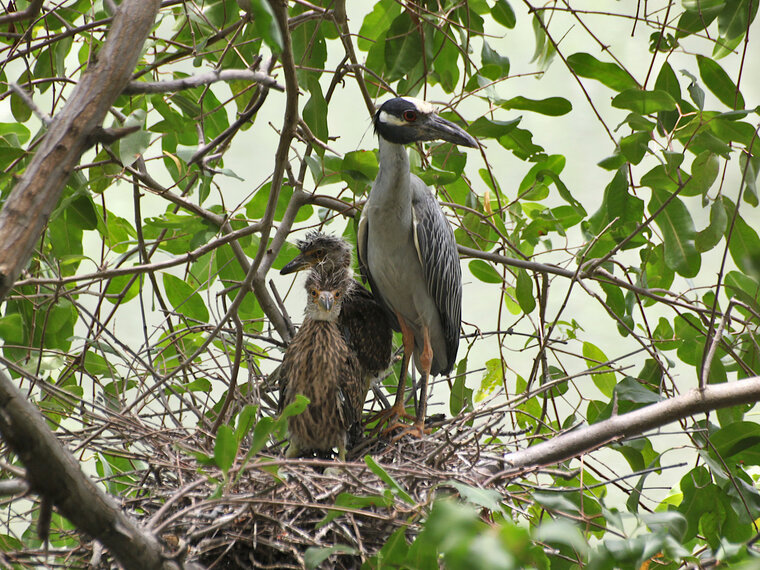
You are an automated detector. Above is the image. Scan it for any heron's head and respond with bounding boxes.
[304,268,350,321]
[280,231,352,276]
[373,97,478,148]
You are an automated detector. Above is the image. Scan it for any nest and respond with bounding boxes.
[119,403,516,569]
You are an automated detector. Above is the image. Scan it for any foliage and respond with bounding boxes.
[1,0,760,567]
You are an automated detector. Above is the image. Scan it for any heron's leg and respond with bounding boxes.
[415,325,433,428]
[390,326,433,441]
[369,312,415,433]
[391,312,415,411]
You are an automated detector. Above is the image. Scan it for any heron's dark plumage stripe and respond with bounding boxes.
[411,178,462,375]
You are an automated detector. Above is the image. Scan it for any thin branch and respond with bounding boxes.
[122,68,283,94]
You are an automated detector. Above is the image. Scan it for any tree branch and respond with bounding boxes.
[0,0,161,302]
[502,376,760,470]
[122,68,283,94]
[0,369,177,569]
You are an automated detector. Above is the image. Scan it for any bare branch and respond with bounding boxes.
[123,68,284,94]
[503,376,760,470]
[0,0,43,25]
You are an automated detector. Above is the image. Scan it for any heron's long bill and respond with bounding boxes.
[425,115,478,148]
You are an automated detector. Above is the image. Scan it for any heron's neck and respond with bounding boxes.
[373,137,411,209]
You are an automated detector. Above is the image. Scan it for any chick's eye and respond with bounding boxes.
[402,110,417,122]
[334,291,341,299]
[314,249,324,258]
[309,290,317,298]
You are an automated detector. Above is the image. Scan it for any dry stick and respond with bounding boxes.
[503,375,760,470]
[122,68,283,94]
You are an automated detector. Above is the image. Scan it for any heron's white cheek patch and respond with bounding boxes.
[377,110,408,128]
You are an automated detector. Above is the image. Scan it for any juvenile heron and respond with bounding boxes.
[357,97,478,436]
[278,266,362,460]
[280,231,393,382]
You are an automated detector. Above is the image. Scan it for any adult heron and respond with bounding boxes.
[357,97,478,436]
[278,266,361,460]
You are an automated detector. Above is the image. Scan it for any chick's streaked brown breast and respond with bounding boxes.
[278,268,362,459]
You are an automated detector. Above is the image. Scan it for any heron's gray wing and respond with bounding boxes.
[410,175,462,374]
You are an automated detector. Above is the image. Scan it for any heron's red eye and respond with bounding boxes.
[403,110,417,122]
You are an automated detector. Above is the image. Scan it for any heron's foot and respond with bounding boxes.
[369,401,414,437]
[390,420,431,442]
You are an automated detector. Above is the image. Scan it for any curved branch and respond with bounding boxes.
[502,376,760,471]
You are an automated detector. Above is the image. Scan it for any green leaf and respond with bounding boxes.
[432,32,460,93]
[250,416,275,456]
[481,41,510,78]
[499,95,571,116]
[696,199,728,252]
[235,404,259,442]
[365,456,414,504]
[516,269,536,314]
[10,87,33,123]
[447,480,504,513]
[302,78,328,147]
[162,273,210,323]
[476,358,503,402]
[680,68,705,110]
[214,425,237,473]
[384,12,420,82]
[304,544,357,569]
[725,271,760,313]
[341,150,378,193]
[467,116,520,138]
[612,89,677,114]
[683,151,719,197]
[678,0,723,38]
[247,0,282,52]
[648,188,701,277]
[709,422,760,465]
[697,55,745,109]
[449,360,473,416]
[468,259,502,283]
[0,122,30,145]
[583,342,616,397]
[723,198,760,280]
[491,0,516,28]
[567,52,638,91]
[717,0,758,45]
[614,377,661,405]
[317,493,392,528]
[69,195,98,231]
[116,110,150,165]
[357,0,401,52]
[619,130,651,164]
